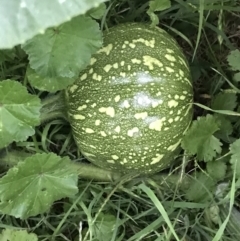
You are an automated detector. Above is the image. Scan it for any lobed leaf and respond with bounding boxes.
[214,114,233,142]
[0,0,108,49]
[184,172,216,202]
[89,213,117,241]
[22,15,102,78]
[181,114,222,162]
[149,0,171,12]
[233,72,240,82]
[0,153,78,219]
[0,80,41,148]
[0,229,38,241]
[26,66,75,92]
[227,49,240,71]
[206,160,227,181]
[211,92,237,111]
[87,3,106,19]
[147,0,171,26]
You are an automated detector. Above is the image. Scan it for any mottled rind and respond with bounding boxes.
[65,23,193,174]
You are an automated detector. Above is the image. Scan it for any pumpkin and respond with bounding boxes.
[65,22,193,174]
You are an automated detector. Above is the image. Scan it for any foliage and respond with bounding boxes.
[0,153,78,219]
[147,0,171,25]
[227,49,240,71]
[0,80,41,148]
[0,0,240,240]
[22,15,102,79]
[0,0,108,49]
[182,114,222,162]
[26,66,75,92]
[0,229,38,241]
[230,139,240,178]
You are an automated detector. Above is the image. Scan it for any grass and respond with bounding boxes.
[1,0,240,240]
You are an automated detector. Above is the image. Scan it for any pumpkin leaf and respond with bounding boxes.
[88,213,117,241]
[22,15,102,78]
[206,160,227,181]
[148,0,171,12]
[214,114,233,142]
[182,114,222,162]
[147,0,171,26]
[233,72,240,82]
[0,80,41,148]
[0,229,38,241]
[87,3,106,19]
[211,92,237,111]
[184,172,216,202]
[229,139,240,178]
[26,66,75,92]
[0,153,78,219]
[0,0,107,49]
[227,49,240,71]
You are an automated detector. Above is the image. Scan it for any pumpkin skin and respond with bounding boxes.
[65,23,193,174]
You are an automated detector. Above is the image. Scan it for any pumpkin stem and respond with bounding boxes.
[0,149,191,190]
[40,92,68,124]
[0,149,122,181]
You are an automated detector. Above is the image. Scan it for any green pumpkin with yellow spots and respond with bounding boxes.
[65,22,193,174]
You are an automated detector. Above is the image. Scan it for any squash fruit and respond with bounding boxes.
[65,23,193,174]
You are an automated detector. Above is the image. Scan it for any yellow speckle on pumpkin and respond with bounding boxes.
[99,107,115,117]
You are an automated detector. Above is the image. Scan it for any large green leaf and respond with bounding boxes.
[26,66,75,92]
[0,229,38,241]
[211,92,237,111]
[147,0,171,26]
[0,80,41,148]
[184,172,216,202]
[227,49,240,71]
[181,114,222,162]
[0,0,108,49]
[22,15,102,78]
[87,3,106,19]
[84,213,117,241]
[0,153,78,219]
[206,160,227,181]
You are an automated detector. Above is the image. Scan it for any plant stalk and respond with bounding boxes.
[0,149,191,190]
[40,92,68,124]
[2,93,191,189]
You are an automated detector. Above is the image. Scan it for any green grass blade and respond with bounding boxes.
[212,167,236,241]
[194,103,240,116]
[192,0,204,60]
[127,214,173,241]
[139,183,181,241]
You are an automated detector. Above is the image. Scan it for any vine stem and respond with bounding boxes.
[71,162,122,181]
[40,92,68,124]
[0,150,190,189]
[1,92,191,188]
